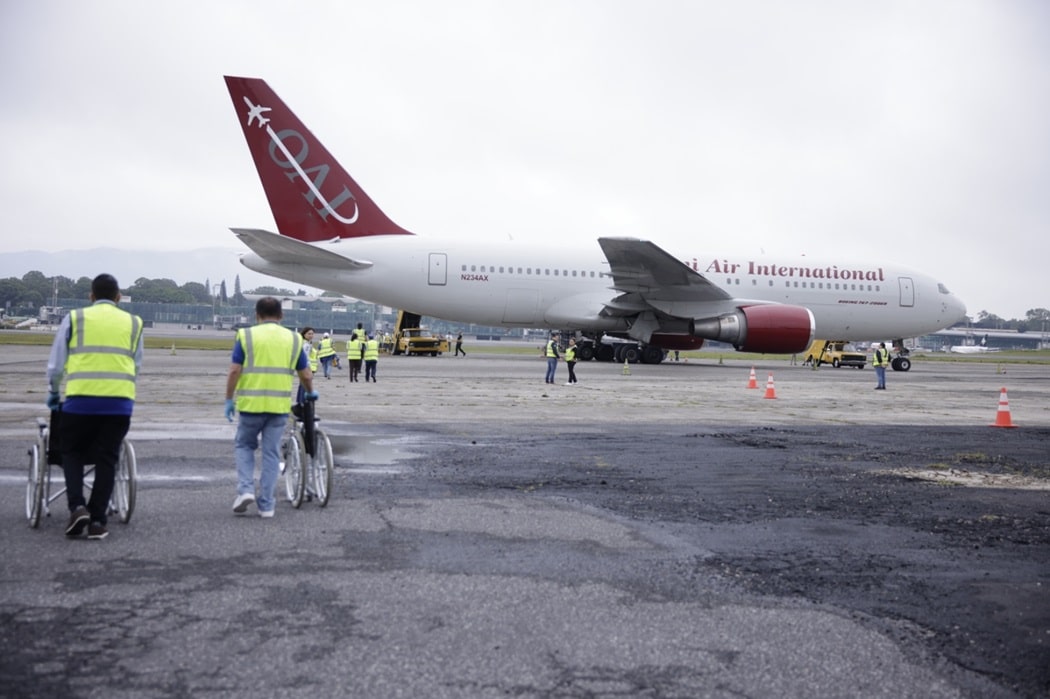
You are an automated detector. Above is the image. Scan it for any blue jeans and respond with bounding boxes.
[545,357,557,383]
[319,356,333,378]
[875,366,886,388]
[234,412,288,513]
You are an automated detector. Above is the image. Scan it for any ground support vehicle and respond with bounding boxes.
[392,311,449,356]
[282,399,333,508]
[26,410,136,528]
[802,340,867,369]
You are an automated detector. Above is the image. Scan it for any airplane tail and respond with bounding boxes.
[224,76,413,241]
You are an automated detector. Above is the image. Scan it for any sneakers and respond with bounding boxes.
[259,509,275,519]
[65,506,90,537]
[87,522,108,540]
[233,492,255,514]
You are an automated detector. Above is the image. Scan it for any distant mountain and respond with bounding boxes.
[0,247,320,294]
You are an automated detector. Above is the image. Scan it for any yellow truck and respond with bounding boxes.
[392,311,449,356]
[802,339,866,369]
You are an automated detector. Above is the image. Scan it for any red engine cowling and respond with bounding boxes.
[689,305,814,354]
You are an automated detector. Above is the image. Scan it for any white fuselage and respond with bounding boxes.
[240,235,966,342]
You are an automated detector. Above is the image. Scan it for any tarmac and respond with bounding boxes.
[0,339,1048,697]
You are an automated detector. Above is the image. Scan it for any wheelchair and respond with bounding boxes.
[25,410,137,528]
[282,398,333,508]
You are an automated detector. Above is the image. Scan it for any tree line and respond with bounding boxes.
[0,271,315,311]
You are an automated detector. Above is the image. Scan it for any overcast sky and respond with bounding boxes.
[1,1,1047,320]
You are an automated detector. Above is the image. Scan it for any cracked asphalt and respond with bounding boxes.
[0,339,1047,697]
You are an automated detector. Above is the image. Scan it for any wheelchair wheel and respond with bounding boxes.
[283,432,306,508]
[113,440,137,523]
[312,428,334,507]
[26,432,46,528]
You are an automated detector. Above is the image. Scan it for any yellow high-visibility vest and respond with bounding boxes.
[65,303,142,400]
[347,338,363,360]
[363,339,380,361]
[235,323,302,414]
[317,337,336,359]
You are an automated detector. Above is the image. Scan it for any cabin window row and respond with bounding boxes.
[723,278,882,292]
[462,265,600,278]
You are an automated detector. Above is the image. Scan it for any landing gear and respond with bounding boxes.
[641,345,665,364]
[613,343,640,364]
[891,339,911,372]
[573,336,667,364]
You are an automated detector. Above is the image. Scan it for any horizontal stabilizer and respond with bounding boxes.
[231,228,372,270]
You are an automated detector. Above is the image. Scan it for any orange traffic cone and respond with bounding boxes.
[990,387,1017,428]
[763,373,777,399]
[747,366,758,389]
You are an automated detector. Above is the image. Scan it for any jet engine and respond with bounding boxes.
[689,305,814,354]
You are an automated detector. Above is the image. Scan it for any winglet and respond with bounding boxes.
[224,76,413,242]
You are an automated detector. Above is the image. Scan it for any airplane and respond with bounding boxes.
[950,334,1000,354]
[223,76,968,367]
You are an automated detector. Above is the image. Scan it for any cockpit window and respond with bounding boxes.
[938,283,951,294]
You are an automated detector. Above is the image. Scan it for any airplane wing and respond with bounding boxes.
[597,237,733,316]
[231,228,373,270]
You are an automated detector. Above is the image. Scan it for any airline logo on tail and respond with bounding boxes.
[225,76,411,241]
[238,96,359,225]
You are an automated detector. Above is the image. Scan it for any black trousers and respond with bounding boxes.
[59,412,130,524]
[567,361,577,383]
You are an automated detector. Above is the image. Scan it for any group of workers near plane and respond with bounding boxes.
[312,323,380,383]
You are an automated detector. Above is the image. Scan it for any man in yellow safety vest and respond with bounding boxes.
[225,297,316,518]
[346,333,364,382]
[873,342,890,390]
[544,333,561,384]
[363,333,380,382]
[316,332,336,379]
[46,273,144,540]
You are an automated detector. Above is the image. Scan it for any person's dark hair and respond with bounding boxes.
[300,326,314,339]
[255,297,283,320]
[91,273,120,301]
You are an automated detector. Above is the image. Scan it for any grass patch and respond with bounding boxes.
[0,330,234,351]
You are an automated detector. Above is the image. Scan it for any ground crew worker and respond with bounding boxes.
[45,273,144,540]
[873,342,890,390]
[363,333,380,382]
[317,332,336,379]
[544,332,561,384]
[225,297,316,518]
[564,337,578,384]
[295,327,318,407]
[346,333,364,382]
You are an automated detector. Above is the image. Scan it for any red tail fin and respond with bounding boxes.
[224,76,412,241]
